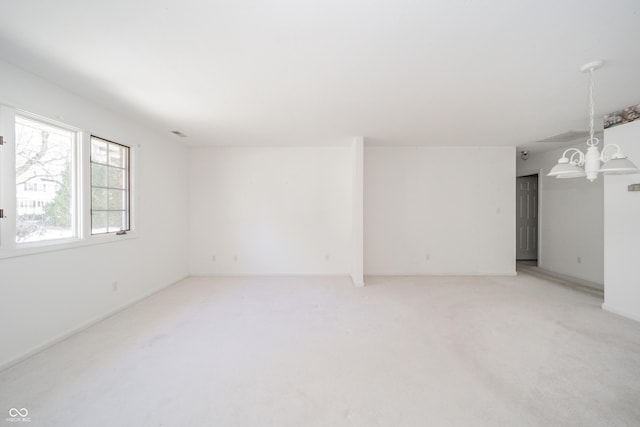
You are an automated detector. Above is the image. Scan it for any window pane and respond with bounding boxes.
[92,163,108,187]
[108,189,126,210]
[91,139,108,164]
[92,188,108,210]
[108,211,127,232]
[108,167,126,189]
[108,144,126,168]
[15,116,75,243]
[92,211,107,234]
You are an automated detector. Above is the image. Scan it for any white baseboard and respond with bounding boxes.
[188,273,351,278]
[602,303,640,323]
[351,274,365,287]
[0,275,189,372]
[519,266,603,292]
[364,271,518,277]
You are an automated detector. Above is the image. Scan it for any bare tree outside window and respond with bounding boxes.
[15,116,76,243]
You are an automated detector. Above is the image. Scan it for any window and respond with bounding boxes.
[15,115,78,244]
[0,106,135,256]
[90,136,130,235]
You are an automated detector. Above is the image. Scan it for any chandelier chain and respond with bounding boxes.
[587,68,598,147]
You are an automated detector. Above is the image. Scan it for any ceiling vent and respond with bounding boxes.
[171,130,188,138]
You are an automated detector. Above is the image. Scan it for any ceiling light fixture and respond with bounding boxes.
[547,60,639,181]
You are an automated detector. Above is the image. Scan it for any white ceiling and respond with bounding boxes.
[0,0,639,151]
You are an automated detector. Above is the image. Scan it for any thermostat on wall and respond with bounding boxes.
[628,184,640,192]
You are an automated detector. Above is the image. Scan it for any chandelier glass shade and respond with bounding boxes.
[547,60,639,181]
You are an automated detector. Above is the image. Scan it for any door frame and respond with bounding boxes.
[516,169,543,264]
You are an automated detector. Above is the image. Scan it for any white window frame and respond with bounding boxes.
[13,112,83,248]
[0,105,136,259]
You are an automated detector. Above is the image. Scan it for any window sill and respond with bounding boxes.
[0,232,138,260]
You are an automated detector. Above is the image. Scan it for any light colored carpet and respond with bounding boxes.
[1,273,639,426]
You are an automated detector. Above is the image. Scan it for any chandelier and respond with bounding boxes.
[547,60,639,181]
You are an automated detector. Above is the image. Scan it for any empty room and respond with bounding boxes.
[1,1,640,426]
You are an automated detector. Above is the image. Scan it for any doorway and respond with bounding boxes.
[516,174,538,263]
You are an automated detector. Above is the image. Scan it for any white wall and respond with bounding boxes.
[516,145,604,287]
[602,119,640,321]
[0,59,189,369]
[365,146,516,275]
[188,146,353,275]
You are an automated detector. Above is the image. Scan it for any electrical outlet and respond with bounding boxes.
[234,255,238,262]
[577,257,582,264]
[211,255,216,262]
[112,281,119,291]
[425,254,430,261]
[325,254,330,262]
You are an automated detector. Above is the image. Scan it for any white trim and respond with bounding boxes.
[80,130,91,239]
[602,303,640,323]
[0,105,17,249]
[517,168,543,178]
[0,231,138,259]
[364,272,518,277]
[189,272,518,279]
[517,264,603,292]
[0,274,188,372]
[351,274,365,287]
[351,137,364,287]
[188,273,352,279]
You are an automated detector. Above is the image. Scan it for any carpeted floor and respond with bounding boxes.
[1,272,639,426]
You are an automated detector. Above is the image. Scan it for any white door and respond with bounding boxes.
[516,175,538,260]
